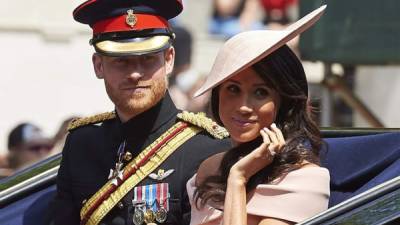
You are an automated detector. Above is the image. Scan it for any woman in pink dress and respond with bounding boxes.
[187,6,330,225]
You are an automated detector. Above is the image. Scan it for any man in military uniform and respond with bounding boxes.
[53,0,231,225]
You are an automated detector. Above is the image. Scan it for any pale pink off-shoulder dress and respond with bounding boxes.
[187,166,330,225]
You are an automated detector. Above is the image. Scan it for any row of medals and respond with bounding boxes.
[132,200,168,225]
[113,143,167,224]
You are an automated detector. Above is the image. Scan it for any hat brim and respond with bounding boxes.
[193,5,326,97]
[94,35,171,56]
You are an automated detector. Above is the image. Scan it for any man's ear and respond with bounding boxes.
[164,47,175,75]
[92,53,104,79]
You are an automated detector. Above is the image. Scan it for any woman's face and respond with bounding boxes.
[218,67,280,144]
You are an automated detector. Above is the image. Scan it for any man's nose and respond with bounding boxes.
[127,70,144,80]
[126,62,145,80]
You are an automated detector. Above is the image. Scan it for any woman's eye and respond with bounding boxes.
[227,84,240,93]
[254,88,269,98]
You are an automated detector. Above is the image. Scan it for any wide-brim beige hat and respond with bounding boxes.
[194,5,326,97]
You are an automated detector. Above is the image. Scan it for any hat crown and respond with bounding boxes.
[212,30,289,85]
[73,0,183,25]
[194,5,326,97]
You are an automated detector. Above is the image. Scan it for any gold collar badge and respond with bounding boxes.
[126,9,137,28]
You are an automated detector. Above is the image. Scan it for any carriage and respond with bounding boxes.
[1,128,399,225]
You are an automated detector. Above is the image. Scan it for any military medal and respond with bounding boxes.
[108,141,127,185]
[144,186,156,225]
[108,162,123,179]
[143,209,156,224]
[155,207,167,223]
[132,200,145,225]
[132,208,144,225]
[132,205,145,225]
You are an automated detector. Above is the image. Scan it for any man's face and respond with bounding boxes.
[93,47,175,121]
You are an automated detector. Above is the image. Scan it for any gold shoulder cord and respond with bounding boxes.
[177,111,229,139]
[68,112,116,131]
[82,122,202,225]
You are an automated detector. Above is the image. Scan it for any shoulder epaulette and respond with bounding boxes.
[177,111,229,139]
[68,111,116,131]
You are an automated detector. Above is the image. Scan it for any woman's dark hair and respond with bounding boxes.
[194,44,322,208]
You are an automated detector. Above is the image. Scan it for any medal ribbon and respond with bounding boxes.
[133,183,169,212]
[80,121,201,225]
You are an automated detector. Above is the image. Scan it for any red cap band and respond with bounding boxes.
[92,14,169,35]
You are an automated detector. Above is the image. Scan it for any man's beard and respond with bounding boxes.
[105,76,168,118]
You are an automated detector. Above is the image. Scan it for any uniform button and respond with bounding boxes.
[117,201,124,209]
[123,152,133,161]
[82,199,87,205]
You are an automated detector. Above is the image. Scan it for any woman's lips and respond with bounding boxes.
[231,117,256,127]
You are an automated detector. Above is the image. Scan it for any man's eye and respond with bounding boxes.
[142,55,157,63]
[114,58,128,64]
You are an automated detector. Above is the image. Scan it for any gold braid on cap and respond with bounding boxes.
[177,111,229,139]
[68,111,116,131]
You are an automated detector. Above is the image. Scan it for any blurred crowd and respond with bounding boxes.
[0,0,302,178]
[209,0,297,38]
[0,117,76,178]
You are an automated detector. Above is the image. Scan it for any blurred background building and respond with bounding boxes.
[0,0,400,171]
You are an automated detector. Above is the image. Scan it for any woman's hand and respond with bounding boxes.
[229,123,285,184]
[223,124,287,225]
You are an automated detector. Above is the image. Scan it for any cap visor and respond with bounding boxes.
[95,35,171,56]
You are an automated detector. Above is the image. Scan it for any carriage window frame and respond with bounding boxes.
[299,176,400,225]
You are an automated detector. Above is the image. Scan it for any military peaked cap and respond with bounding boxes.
[73,0,183,56]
